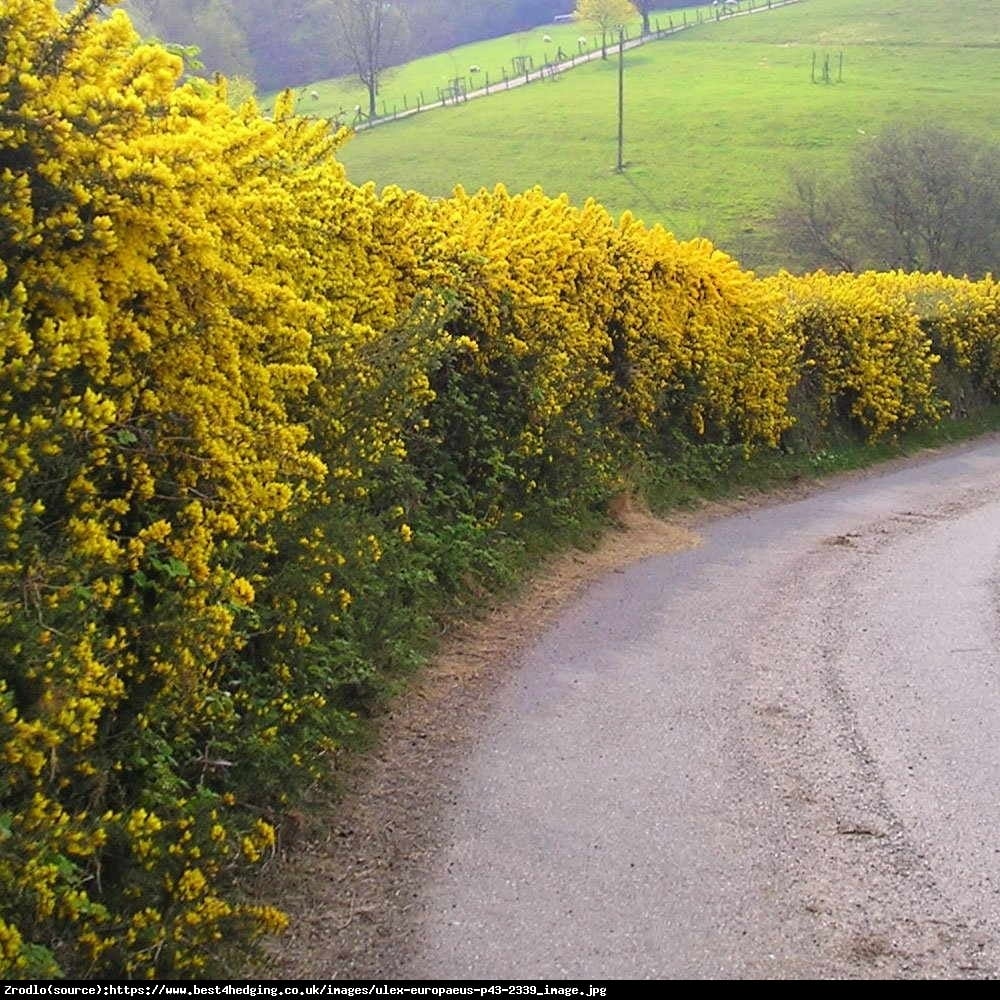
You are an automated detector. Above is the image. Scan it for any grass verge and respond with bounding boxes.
[637,406,1000,513]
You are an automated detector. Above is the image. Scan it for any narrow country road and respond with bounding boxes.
[276,437,1000,980]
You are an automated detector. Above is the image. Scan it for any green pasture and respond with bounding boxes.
[263,3,725,120]
[682,0,1000,46]
[331,0,1000,271]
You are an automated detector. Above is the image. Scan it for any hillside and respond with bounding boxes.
[123,1,700,92]
[122,0,570,90]
[331,0,1000,271]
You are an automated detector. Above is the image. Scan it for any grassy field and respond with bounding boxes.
[321,0,999,271]
[264,3,716,121]
[687,0,1000,46]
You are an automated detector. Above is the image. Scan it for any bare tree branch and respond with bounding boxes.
[774,167,857,273]
[774,124,999,277]
[330,0,408,119]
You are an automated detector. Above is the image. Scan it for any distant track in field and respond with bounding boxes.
[350,0,807,133]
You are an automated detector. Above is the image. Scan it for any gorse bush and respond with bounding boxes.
[0,0,451,976]
[768,271,944,440]
[2,0,999,979]
[769,270,1000,439]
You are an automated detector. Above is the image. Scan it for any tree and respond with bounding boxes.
[329,0,409,119]
[774,124,1000,277]
[575,0,636,59]
[128,0,254,78]
[633,0,654,35]
[773,167,860,273]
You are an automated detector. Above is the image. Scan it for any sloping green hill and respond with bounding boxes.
[328,0,999,271]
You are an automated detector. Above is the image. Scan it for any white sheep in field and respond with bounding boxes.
[543,33,552,42]
[469,64,481,73]
[310,90,320,100]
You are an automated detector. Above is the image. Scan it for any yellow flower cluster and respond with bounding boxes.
[0,0,363,977]
[768,271,946,440]
[890,272,1000,395]
[3,0,1000,980]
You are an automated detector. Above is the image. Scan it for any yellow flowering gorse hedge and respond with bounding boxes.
[891,272,1000,394]
[768,271,945,440]
[2,0,1000,979]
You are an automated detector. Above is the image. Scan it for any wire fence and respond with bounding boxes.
[322,0,807,132]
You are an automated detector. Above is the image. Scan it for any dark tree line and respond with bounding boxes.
[125,0,692,92]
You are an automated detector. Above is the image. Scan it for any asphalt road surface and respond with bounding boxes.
[396,438,1000,979]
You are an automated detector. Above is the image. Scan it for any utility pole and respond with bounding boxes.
[616,28,625,172]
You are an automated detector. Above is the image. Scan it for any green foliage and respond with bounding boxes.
[638,405,1000,515]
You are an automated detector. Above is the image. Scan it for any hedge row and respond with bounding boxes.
[2,0,998,978]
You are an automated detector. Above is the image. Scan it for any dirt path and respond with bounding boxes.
[262,435,1000,979]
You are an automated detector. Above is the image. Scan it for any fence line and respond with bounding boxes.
[328,0,806,132]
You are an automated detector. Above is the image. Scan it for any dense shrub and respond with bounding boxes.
[768,271,944,440]
[2,0,999,978]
